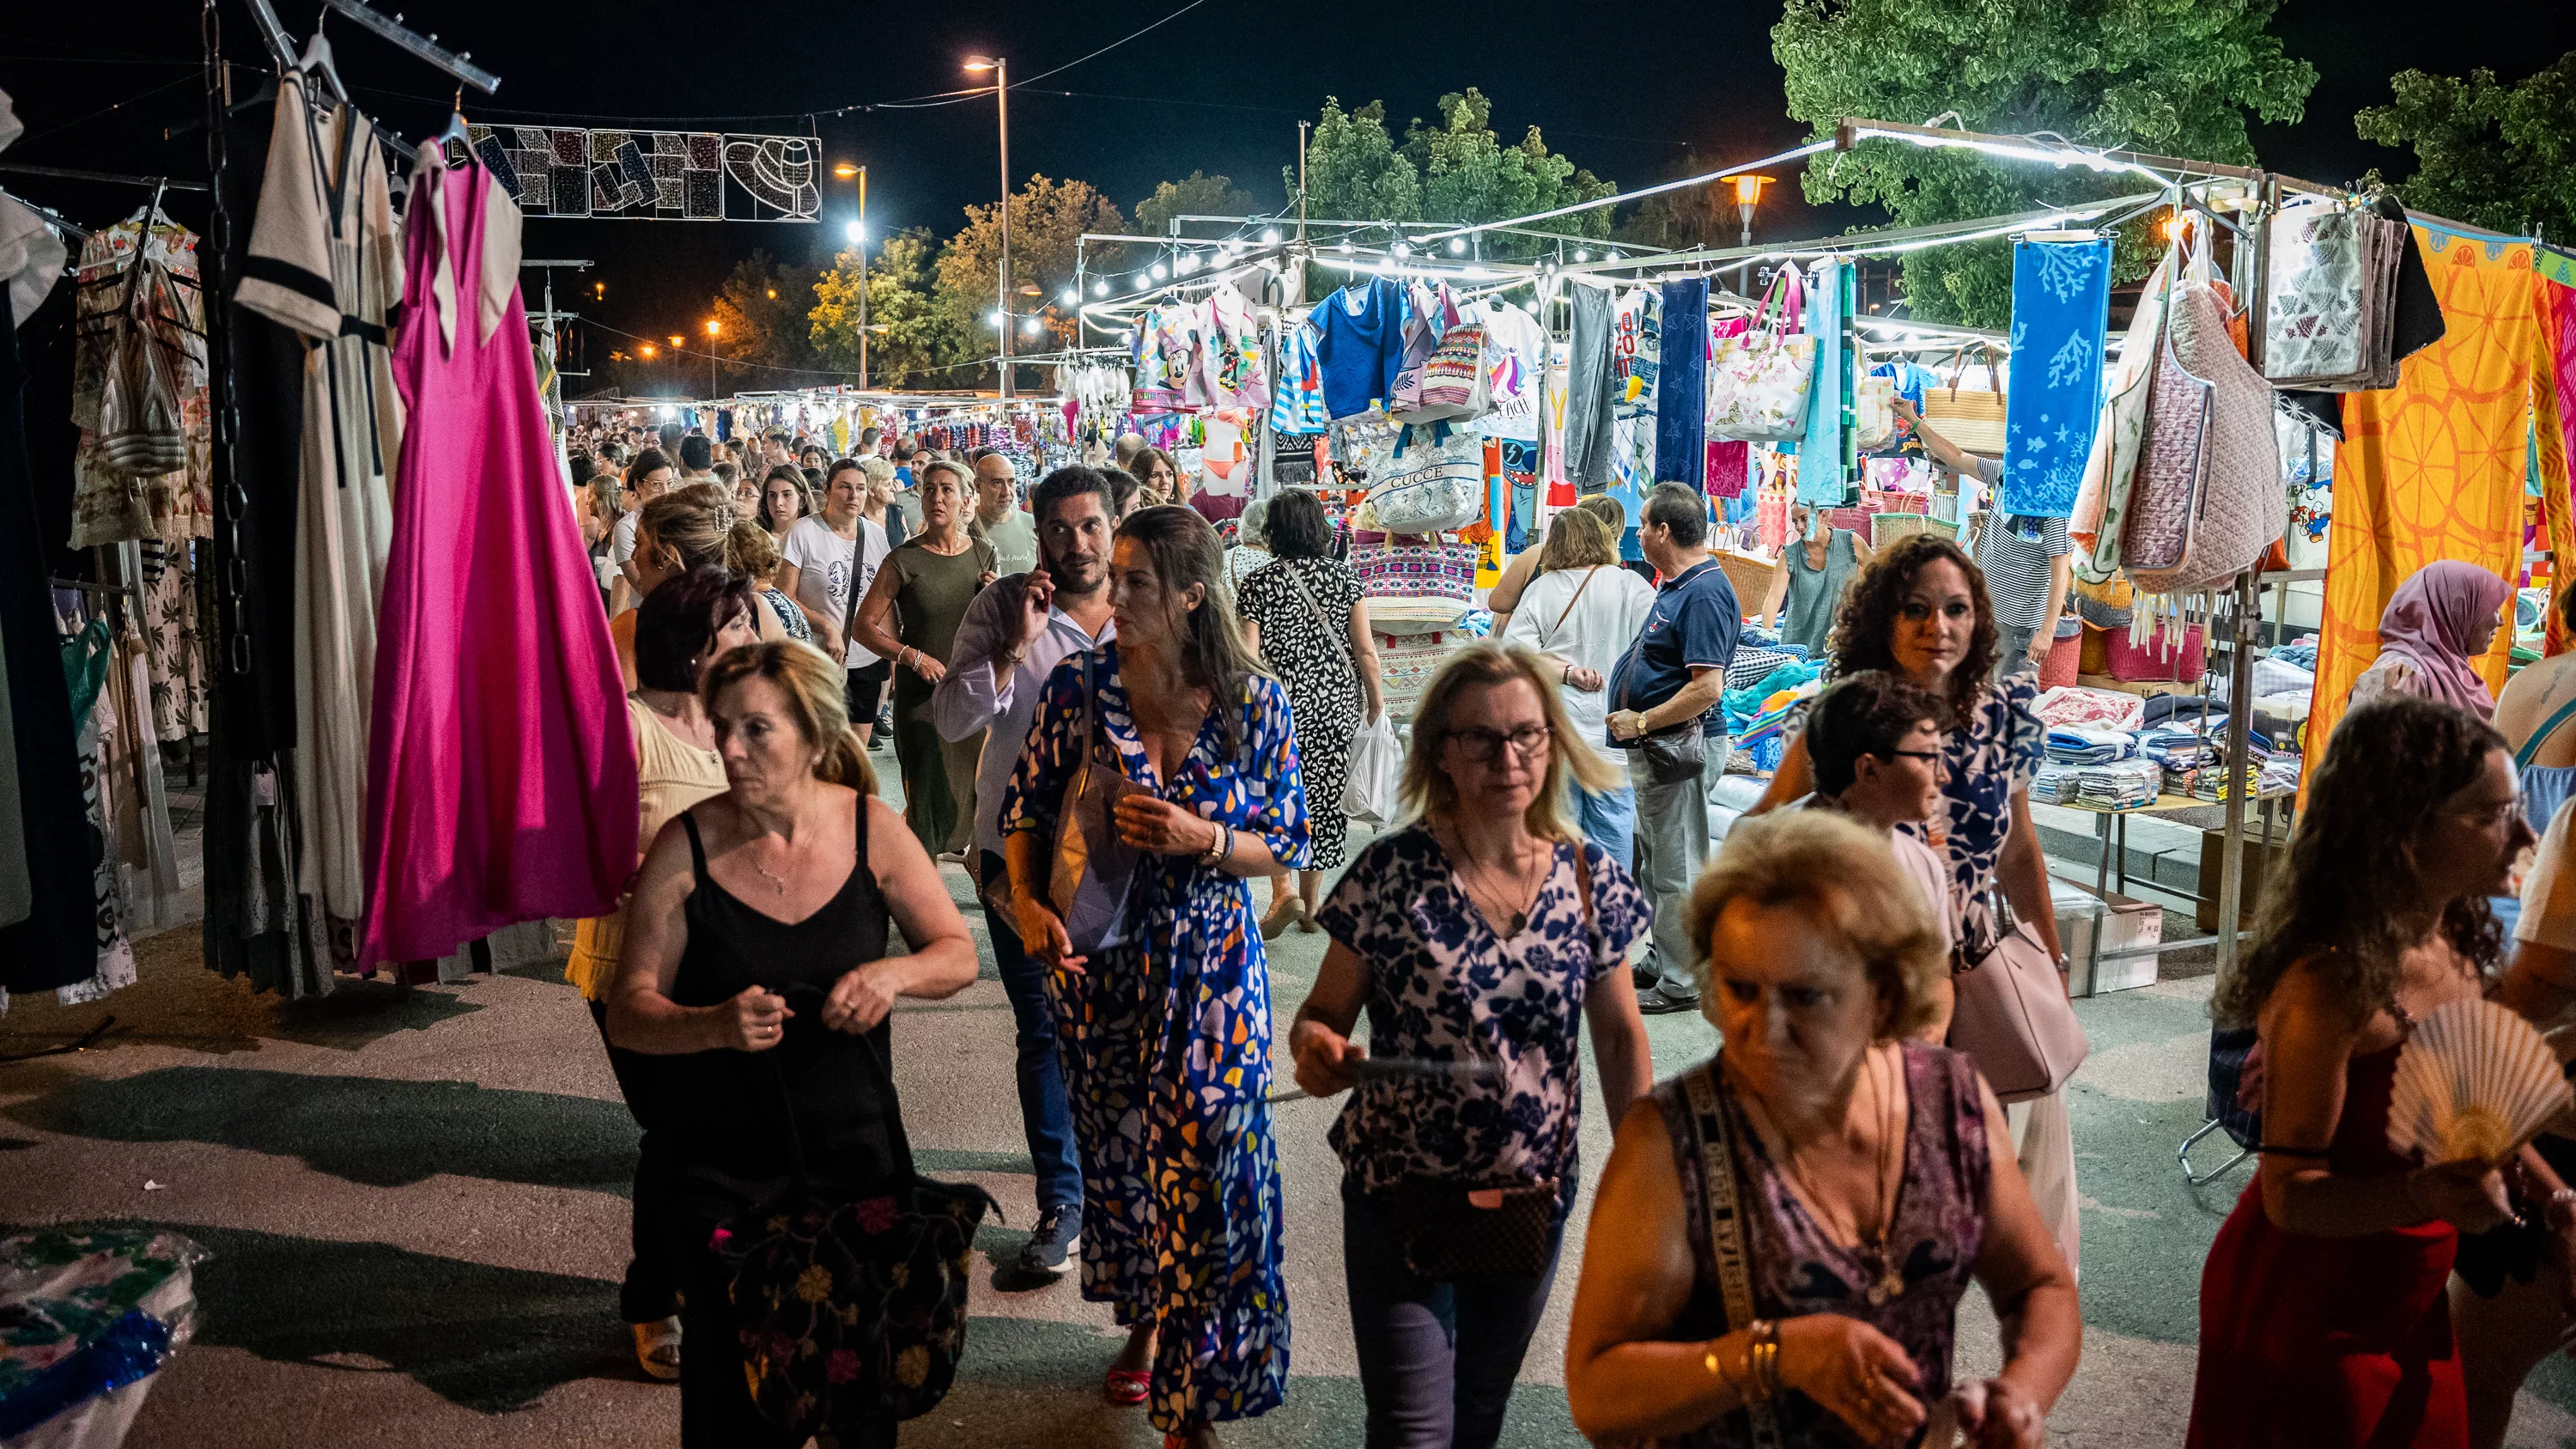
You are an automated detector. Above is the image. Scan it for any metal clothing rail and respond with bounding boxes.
[318,0,501,94]
[0,163,210,195]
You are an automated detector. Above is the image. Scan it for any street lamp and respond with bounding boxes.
[833,165,870,390]
[964,55,1011,398]
[705,319,720,400]
[1721,173,1771,295]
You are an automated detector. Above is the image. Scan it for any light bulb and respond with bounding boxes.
[1061,288,1079,306]
[1575,249,1590,263]
[987,310,1005,327]
[1608,250,1625,261]
[1023,317,1043,336]
[1178,253,1200,275]
[1151,263,1168,279]
[1393,241,1412,259]
[1336,241,1353,254]
[1448,237,1466,255]
[844,221,863,245]
[1093,279,1109,296]
[1261,228,1281,244]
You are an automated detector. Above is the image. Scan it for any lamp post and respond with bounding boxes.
[964,55,1010,398]
[1721,173,1771,296]
[705,320,720,400]
[835,162,869,391]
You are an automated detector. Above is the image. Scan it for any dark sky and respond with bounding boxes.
[9,0,2576,387]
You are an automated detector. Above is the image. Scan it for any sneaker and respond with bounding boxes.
[869,731,890,752]
[1018,1204,1080,1276]
[1636,983,1701,1015]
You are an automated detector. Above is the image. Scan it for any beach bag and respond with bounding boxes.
[1705,268,1814,442]
[1396,320,1492,423]
[1852,372,1899,453]
[1343,711,1403,822]
[1034,653,1142,953]
[2122,278,2286,594]
[1367,422,1483,533]
[1923,343,2008,458]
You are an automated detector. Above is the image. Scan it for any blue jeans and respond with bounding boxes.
[1342,1182,1565,1449]
[1575,781,1637,874]
[981,851,1083,1213]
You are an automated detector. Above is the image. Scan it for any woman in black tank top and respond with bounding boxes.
[609,642,977,1447]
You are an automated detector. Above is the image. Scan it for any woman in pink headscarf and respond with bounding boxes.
[2348,560,2516,721]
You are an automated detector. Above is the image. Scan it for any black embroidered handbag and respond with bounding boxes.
[1394,1178,1560,1281]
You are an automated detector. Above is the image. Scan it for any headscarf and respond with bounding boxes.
[2376,560,2513,720]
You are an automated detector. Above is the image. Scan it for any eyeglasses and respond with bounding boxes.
[2449,800,2524,831]
[1882,749,1946,764]
[1448,724,1551,763]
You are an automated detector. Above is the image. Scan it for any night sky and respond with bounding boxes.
[9,1,2576,387]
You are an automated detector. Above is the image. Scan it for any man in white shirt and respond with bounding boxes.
[930,465,1116,1279]
[776,460,891,745]
[968,448,1037,576]
[1801,671,1960,1037]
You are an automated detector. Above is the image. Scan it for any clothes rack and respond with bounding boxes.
[0,163,208,195]
[318,0,501,94]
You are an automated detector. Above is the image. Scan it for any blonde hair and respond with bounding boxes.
[1536,508,1617,573]
[859,456,896,489]
[638,489,767,576]
[700,641,878,795]
[1399,642,1621,839]
[1685,811,1949,1041]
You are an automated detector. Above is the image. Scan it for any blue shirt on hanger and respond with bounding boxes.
[1308,277,1406,421]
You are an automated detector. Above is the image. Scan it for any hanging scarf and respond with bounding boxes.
[1999,237,2114,519]
[2375,559,2513,719]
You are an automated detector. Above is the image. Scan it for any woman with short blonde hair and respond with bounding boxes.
[1565,808,2079,1449]
[1501,509,1656,865]
[1295,642,1653,1447]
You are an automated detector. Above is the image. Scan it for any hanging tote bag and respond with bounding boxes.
[1923,343,2008,458]
[2122,280,2286,594]
[1852,373,1899,453]
[1947,892,2091,1103]
[1705,267,1815,442]
[2072,246,2180,582]
[1368,421,1485,534]
[1395,319,1494,423]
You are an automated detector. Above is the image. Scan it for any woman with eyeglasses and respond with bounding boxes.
[1291,642,1653,1449]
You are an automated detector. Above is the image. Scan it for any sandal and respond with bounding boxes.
[631,1317,682,1382]
[1103,1367,1151,1407]
[1259,900,1299,941]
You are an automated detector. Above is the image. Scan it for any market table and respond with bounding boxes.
[2057,790,2292,896]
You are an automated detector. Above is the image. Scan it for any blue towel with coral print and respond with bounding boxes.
[1999,238,2114,519]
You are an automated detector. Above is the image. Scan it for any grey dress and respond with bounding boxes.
[1779,530,1861,655]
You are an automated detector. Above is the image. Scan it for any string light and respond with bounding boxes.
[1261,228,1281,244]
[1448,238,1466,254]
[1023,317,1043,336]
[1061,288,1079,305]
[986,310,1005,327]
[1392,241,1412,258]
[1151,262,1168,279]
[1574,249,1590,262]
[1093,279,1110,295]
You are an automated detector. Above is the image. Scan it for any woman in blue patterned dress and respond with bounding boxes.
[1293,642,1655,1449]
[1751,533,2079,1277]
[1000,504,1308,1448]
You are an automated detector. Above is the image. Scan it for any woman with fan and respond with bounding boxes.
[2187,695,2542,1449]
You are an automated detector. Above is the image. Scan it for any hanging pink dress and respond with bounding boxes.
[360,143,636,968]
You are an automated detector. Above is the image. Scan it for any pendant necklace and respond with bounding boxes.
[1764,1047,1905,1306]
[750,842,791,896]
[1450,831,1546,937]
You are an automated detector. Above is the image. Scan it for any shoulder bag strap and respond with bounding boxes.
[1282,561,1353,668]
[2518,695,2576,771]
[838,524,868,661]
[1547,565,1600,644]
[1681,1064,1787,1449]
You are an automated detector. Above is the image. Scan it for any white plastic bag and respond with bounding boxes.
[1342,712,1404,822]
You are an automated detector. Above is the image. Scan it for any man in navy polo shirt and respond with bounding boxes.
[1607,483,1741,1013]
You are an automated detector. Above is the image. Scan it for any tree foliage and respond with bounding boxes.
[1137,171,1257,236]
[809,228,962,390]
[2355,55,2576,240]
[1618,149,1739,252]
[931,175,1126,381]
[708,249,819,381]
[1772,0,2315,325]
[1294,91,1615,262]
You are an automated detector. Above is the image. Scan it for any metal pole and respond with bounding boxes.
[996,58,1012,400]
[858,166,869,392]
[2215,569,2259,977]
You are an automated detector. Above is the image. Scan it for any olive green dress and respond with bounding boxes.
[886,535,994,852]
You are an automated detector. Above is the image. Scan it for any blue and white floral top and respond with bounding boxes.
[1314,826,1649,1218]
[1901,674,2045,898]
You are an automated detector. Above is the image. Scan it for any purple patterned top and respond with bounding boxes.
[1651,1044,1992,1447]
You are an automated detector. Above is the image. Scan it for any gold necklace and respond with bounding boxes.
[1753,1048,1905,1305]
[1447,830,1548,937]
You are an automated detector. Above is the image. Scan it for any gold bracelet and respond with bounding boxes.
[1749,1320,1781,1401]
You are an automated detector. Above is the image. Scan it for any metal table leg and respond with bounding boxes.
[2096,810,2112,892]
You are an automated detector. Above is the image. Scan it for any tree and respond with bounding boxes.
[2355,56,2576,240]
[1137,171,1257,236]
[1619,149,1739,252]
[1291,92,1615,266]
[1772,0,2316,325]
[809,228,965,391]
[932,175,1127,385]
[707,249,820,384]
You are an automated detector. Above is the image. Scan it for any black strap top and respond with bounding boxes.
[663,794,910,1194]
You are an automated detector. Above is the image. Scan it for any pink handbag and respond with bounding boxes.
[1948,897,2090,1104]
[2121,280,2287,594]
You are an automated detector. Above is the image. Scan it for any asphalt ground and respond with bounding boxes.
[9,797,2576,1446]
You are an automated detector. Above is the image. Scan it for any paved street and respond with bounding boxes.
[8,804,2576,1447]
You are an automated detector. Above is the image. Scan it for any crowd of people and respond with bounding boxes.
[545,409,2576,1449]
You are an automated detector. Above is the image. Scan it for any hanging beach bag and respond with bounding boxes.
[2122,279,2286,594]
[1705,267,1815,442]
[1367,421,1484,533]
[1852,372,1899,454]
[1923,343,2008,458]
[1394,319,1493,423]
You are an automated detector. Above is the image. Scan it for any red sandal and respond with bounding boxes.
[1103,1367,1151,1407]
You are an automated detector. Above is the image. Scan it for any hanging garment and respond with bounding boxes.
[1612,286,1661,490]
[2311,224,2555,787]
[1564,284,1618,489]
[1309,278,1405,421]
[236,73,406,930]
[57,695,136,1008]
[137,539,206,741]
[2541,266,2576,656]
[1655,277,1708,486]
[1471,299,1546,443]
[0,89,64,326]
[1202,283,1267,410]
[1271,322,1328,435]
[361,141,637,968]
[1795,257,1847,506]
[2071,245,2182,581]
[0,295,99,995]
[0,623,20,931]
[2000,237,2114,520]
[68,218,209,547]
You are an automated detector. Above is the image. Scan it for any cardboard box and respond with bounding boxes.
[2196,828,2290,932]
[2060,881,2164,995]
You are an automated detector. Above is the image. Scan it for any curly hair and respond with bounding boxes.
[2213,695,2507,1030]
[1827,533,1998,723]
